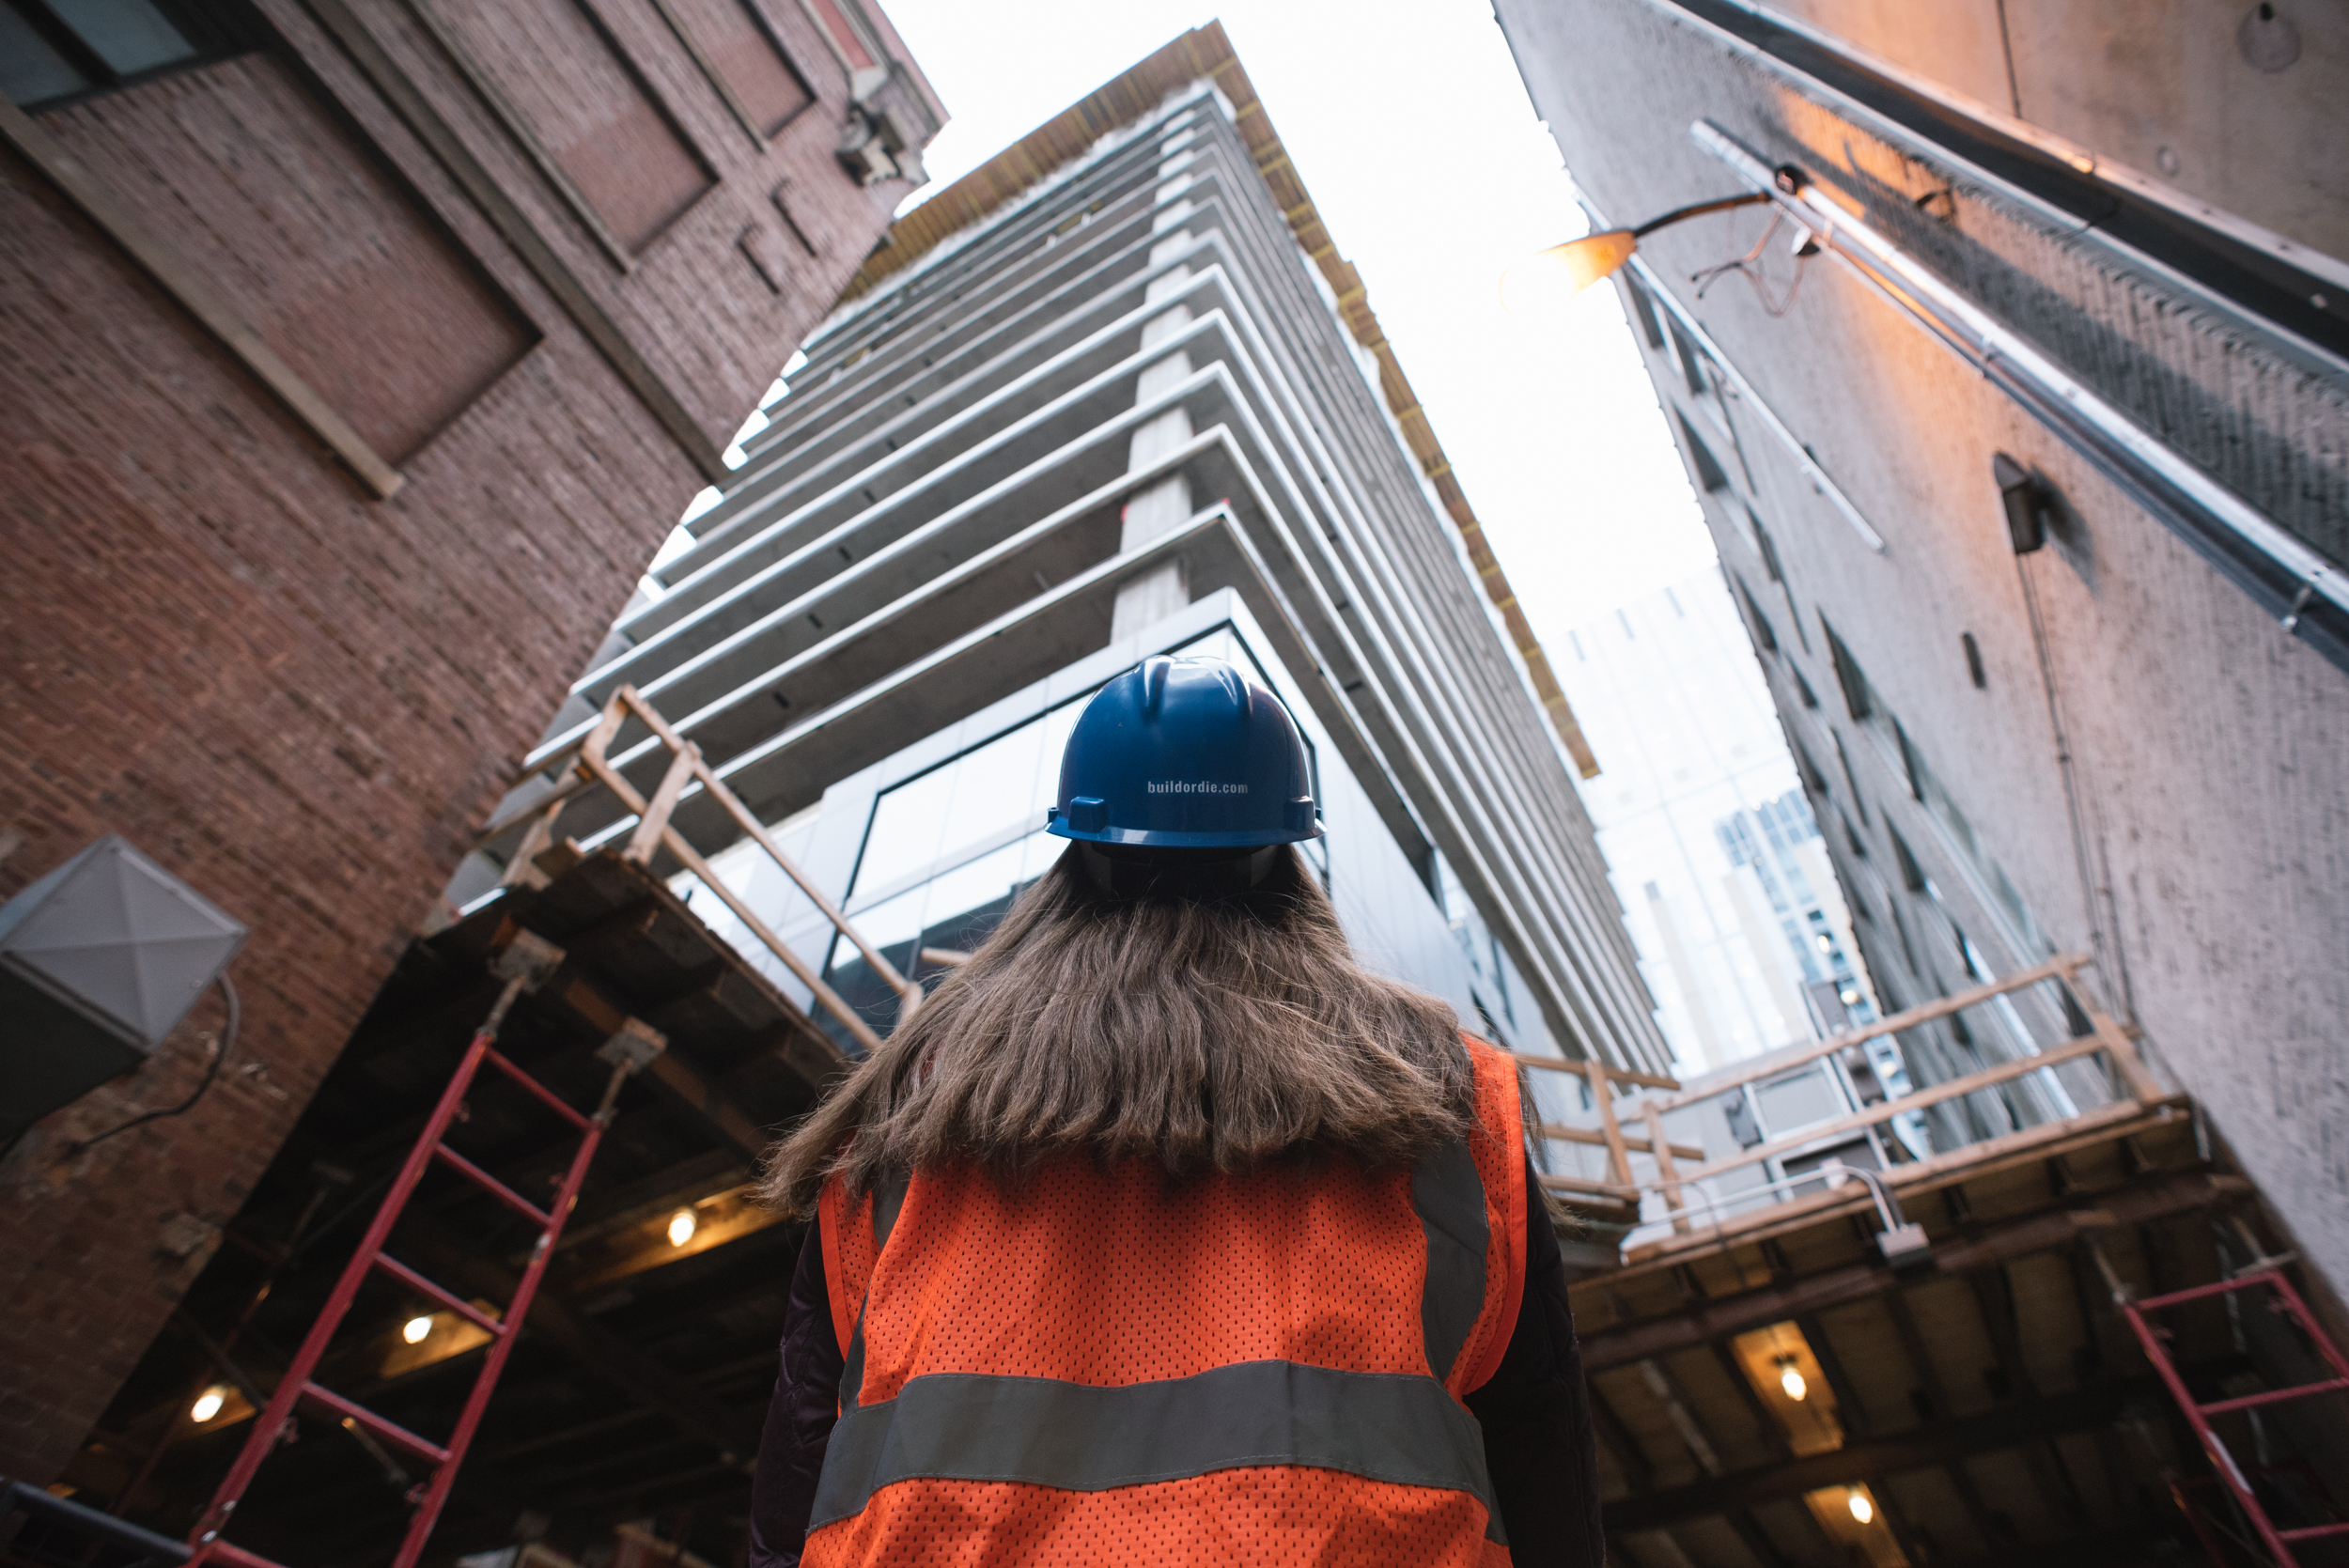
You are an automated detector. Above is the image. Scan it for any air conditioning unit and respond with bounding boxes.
[0,836,246,1142]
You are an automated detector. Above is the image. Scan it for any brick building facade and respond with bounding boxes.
[0,0,938,1483]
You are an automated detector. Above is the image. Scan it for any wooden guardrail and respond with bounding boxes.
[1513,953,2161,1233]
[472,685,921,1054]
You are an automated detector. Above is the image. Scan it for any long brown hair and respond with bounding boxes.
[759,844,1472,1215]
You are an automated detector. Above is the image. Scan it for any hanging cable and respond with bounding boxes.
[1689,210,1812,318]
[70,972,241,1156]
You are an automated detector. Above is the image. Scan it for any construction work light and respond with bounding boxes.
[0,836,247,1143]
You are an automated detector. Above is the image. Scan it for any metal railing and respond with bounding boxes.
[470,686,919,1054]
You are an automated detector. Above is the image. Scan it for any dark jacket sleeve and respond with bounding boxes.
[1464,1153,1607,1568]
[748,1216,844,1568]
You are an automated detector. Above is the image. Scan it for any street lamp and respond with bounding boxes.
[1501,192,1775,318]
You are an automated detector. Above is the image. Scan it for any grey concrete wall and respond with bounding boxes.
[1768,0,2349,259]
[1499,0,2349,1293]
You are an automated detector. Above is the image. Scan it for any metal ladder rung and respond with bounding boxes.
[2282,1523,2349,1541]
[298,1382,451,1467]
[202,1540,290,1568]
[481,1047,595,1131]
[371,1252,507,1338]
[430,1141,552,1227]
[2199,1377,2349,1417]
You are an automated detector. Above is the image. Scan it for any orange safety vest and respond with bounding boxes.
[803,1034,1529,1566]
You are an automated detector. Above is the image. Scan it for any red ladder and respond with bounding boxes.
[187,935,653,1568]
[2122,1268,2349,1564]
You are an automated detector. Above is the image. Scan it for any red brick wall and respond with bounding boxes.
[0,0,919,1483]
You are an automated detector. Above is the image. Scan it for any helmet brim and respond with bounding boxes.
[1045,821,1324,847]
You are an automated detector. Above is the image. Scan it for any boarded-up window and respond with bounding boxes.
[668,0,811,136]
[40,54,536,463]
[435,0,713,256]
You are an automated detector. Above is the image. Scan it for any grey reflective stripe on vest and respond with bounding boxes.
[815,1142,1500,1541]
[839,1170,910,1416]
[809,1359,1504,1542]
[1410,1137,1489,1384]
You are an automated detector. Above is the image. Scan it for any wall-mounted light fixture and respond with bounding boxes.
[1993,454,2051,555]
[1501,192,1775,318]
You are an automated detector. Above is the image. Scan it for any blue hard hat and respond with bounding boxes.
[1046,655,1323,848]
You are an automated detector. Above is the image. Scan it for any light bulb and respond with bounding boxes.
[668,1208,697,1248]
[1498,230,1638,319]
[190,1387,226,1423]
[1815,933,1834,953]
[402,1314,432,1344]
[1779,1363,1808,1402]
[1848,1490,1874,1524]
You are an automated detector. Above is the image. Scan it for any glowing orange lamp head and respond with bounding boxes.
[1500,192,1775,319]
[1499,231,1640,318]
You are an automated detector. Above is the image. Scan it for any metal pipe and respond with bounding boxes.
[1643,1157,1906,1235]
[1689,119,2349,673]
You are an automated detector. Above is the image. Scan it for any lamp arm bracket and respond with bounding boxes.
[1629,191,1775,239]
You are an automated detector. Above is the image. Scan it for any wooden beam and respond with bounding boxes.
[1646,954,2089,1112]
[1671,1032,2113,1188]
[552,1182,788,1293]
[641,1049,772,1163]
[1587,1062,1635,1189]
[1643,1102,1691,1233]
[1603,1374,2165,1529]
[400,1216,763,1463]
[1619,1097,2185,1273]
[1793,1312,1871,1438]
[1537,1172,1639,1200]
[1512,1052,1680,1092]
[1577,1169,2243,1371]
[625,742,700,866]
[1585,1381,1654,1494]
[1539,1121,1704,1163]
[1927,1529,2163,1568]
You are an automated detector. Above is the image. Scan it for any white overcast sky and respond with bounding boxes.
[875,0,1719,641]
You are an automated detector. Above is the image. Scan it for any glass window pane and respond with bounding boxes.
[935,717,1048,863]
[1,7,94,104]
[48,0,196,75]
[848,881,930,953]
[855,761,958,897]
[917,837,1034,932]
[1030,699,1083,817]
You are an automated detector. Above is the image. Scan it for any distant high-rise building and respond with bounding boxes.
[1556,572,1876,1075]
[462,26,1668,1078]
